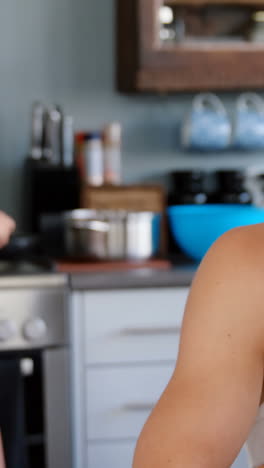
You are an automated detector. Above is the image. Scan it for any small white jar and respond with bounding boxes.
[84,132,104,186]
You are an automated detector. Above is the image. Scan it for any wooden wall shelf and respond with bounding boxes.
[117,0,264,92]
[166,0,264,5]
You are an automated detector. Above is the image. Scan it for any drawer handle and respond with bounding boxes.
[121,326,181,336]
[123,402,155,412]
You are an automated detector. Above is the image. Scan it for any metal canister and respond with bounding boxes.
[63,209,161,260]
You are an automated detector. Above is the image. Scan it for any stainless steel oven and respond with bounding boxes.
[0,273,72,468]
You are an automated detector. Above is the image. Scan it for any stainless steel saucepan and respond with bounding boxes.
[63,209,161,260]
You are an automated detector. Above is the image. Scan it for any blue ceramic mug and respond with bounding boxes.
[233,93,264,150]
[181,93,231,151]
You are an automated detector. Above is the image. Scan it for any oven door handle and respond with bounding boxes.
[43,349,72,468]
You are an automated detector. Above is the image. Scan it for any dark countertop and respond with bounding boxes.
[69,261,199,291]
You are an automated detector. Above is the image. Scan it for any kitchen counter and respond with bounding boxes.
[0,273,67,289]
[69,262,199,290]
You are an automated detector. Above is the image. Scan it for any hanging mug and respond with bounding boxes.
[181,93,231,151]
[233,92,264,150]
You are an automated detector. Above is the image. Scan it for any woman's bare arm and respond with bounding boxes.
[0,211,15,248]
[133,225,264,468]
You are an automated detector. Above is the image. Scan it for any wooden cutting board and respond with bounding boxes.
[80,184,165,212]
[55,258,171,273]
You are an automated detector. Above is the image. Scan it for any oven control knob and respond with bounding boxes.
[23,318,48,341]
[0,319,17,342]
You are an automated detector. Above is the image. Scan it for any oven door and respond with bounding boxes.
[43,348,72,468]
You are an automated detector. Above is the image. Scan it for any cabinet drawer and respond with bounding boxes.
[232,448,249,468]
[87,442,247,468]
[87,441,136,468]
[84,288,188,364]
[86,364,174,440]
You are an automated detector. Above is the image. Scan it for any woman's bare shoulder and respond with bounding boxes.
[196,222,264,284]
[185,222,264,358]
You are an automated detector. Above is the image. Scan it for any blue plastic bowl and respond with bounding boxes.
[167,204,264,261]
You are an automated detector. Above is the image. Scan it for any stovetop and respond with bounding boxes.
[0,258,54,276]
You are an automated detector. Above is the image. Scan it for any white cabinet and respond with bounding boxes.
[70,288,249,468]
[86,365,174,440]
[71,288,187,468]
[232,448,249,468]
[86,443,248,468]
[87,442,136,468]
[83,288,187,364]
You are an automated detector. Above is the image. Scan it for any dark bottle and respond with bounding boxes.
[168,170,211,205]
[212,170,252,204]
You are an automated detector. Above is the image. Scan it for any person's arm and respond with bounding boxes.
[0,211,15,248]
[0,433,5,468]
[133,225,264,468]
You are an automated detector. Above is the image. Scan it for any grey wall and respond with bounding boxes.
[0,0,264,227]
